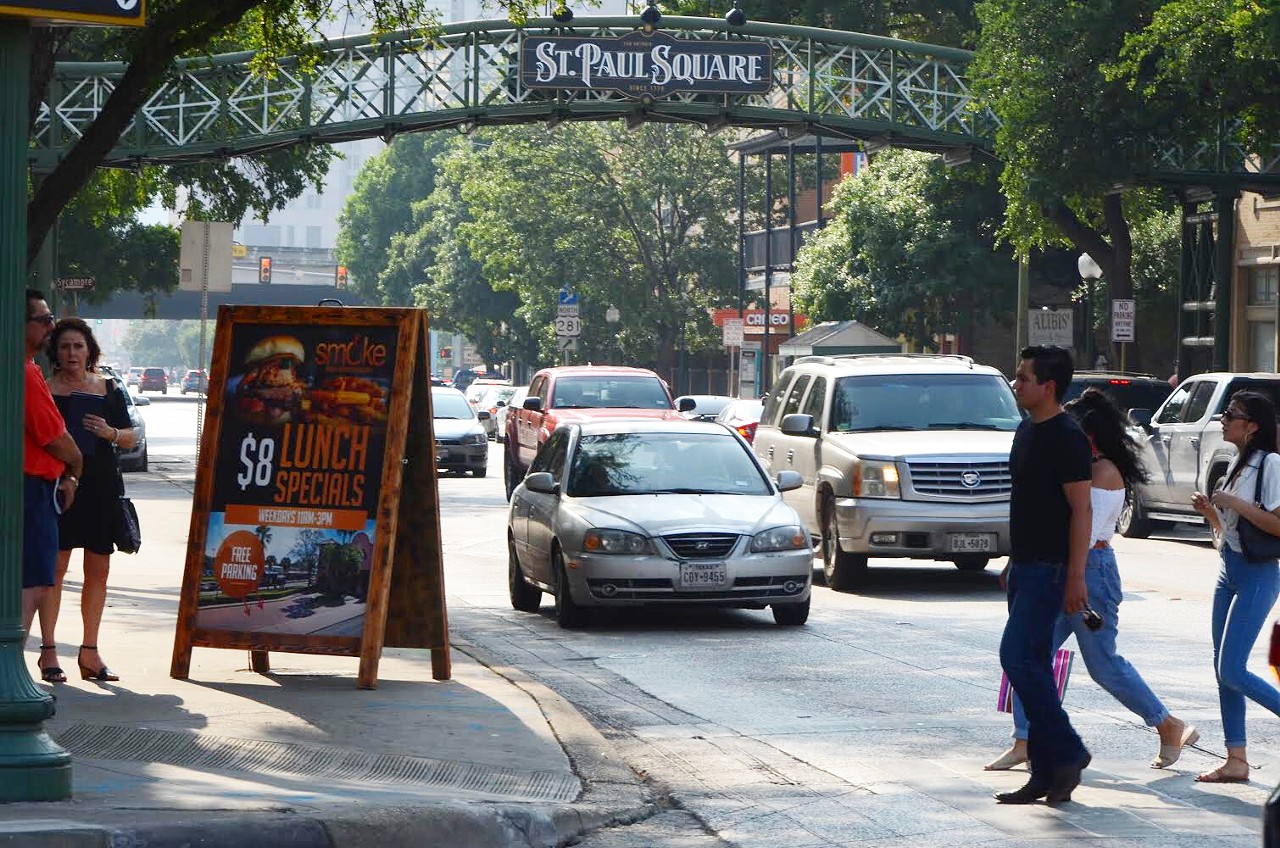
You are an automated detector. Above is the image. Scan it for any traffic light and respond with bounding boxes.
[258,256,272,284]
[335,265,348,289]
[438,347,451,359]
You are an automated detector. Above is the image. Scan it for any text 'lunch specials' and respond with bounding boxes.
[238,423,368,507]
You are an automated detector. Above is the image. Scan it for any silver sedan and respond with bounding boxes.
[507,419,814,628]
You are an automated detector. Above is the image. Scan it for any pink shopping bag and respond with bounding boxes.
[997,649,1074,713]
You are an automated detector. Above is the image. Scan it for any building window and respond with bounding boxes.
[1250,321,1276,372]
[305,193,322,210]
[1249,266,1278,306]
[285,226,296,247]
[306,226,323,248]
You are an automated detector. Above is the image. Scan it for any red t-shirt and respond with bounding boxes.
[24,359,66,480]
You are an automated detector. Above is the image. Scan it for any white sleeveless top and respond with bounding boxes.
[1091,487,1126,546]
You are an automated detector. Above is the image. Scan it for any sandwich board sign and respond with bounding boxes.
[171,305,449,689]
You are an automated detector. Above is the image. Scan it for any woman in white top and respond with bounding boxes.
[1191,390,1280,783]
[988,389,1198,771]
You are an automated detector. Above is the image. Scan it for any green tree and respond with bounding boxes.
[791,149,1012,350]
[123,320,185,368]
[336,133,454,304]
[659,0,979,47]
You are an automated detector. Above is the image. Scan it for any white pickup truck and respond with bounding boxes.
[1120,372,1280,537]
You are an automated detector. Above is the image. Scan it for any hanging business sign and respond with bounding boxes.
[171,305,451,689]
[1028,308,1074,348]
[521,30,772,98]
[0,0,144,26]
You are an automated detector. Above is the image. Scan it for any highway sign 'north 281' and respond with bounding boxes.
[0,0,145,26]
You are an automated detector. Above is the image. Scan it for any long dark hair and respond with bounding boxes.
[1065,388,1149,488]
[49,317,101,372]
[1226,390,1279,486]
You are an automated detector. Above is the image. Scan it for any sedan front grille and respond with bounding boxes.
[662,533,739,559]
[434,437,462,446]
[907,460,1011,497]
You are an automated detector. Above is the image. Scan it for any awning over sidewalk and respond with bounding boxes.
[777,320,902,357]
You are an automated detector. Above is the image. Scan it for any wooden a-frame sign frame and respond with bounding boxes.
[170,305,449,689]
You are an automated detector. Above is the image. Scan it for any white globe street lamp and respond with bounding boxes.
[1078,254,1104,367]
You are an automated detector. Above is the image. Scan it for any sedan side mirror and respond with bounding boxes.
[523,396,543,412]
[780,413,817,437]
[496,400,507,408]
[477,411,491,421]
[134,395,151,406]
[1128,408,1153,428]
[523,471,559,495]
[677,397,696,412]
[775,470,803,492]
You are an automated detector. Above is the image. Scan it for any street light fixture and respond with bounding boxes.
[1078,253,1104,367]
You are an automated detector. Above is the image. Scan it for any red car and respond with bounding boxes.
[503,365,692,498]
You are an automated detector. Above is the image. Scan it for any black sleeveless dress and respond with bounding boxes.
[55,379,131,555]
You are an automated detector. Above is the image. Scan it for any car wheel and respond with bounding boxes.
[953,555,990,572]
[473,466,488,478]
[553,549,588,629]
[772,598,810,626]
[508,538,542,612]
[1117,489,1153,539]
[503,452,523,500]
[822,497,867,591]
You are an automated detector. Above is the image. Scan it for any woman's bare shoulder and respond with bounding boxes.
[1092,456,1124,489]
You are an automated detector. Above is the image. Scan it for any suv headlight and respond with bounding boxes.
[852,459,900,498]
[750,525,809,552]
[464,433,487,445]
[583,529,652,555]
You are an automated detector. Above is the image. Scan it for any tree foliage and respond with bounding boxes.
[659,0,979,47]
[791,149,1012,350]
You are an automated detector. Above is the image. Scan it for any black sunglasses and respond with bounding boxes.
[27,314,55,326]
[1223,409,1252,422]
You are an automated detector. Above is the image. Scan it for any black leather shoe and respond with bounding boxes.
[994,780,1050,804]
[1046,752,1091,804]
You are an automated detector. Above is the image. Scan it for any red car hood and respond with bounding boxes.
[549,407,683,423]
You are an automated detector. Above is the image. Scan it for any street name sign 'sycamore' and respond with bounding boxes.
[522,30,772,98]
[0,0,144,26]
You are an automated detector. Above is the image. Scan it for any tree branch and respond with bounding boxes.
[1042,199,1114,277]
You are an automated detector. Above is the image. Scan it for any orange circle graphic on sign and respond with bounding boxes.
[213,530,266,598]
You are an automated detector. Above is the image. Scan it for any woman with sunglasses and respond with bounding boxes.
[987,388,1197,772]
[1191,390,1280,783]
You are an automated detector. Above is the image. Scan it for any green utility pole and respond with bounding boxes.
[0,18,73,802]
[1014,255,1029,367]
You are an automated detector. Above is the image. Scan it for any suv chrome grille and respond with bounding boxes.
[907,460,1010,497]
[663,533,738,559]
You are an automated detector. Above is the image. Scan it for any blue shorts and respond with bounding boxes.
[23,475,58,588]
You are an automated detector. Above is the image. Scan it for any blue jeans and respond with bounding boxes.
[1000,560,1089,785]
[1011,547,1169,738]
[1212,546,1280,748]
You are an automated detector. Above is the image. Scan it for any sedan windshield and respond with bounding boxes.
[567,432,770,497]
[553,376,671,410]
[431,392,475,419]
[830,374,1021,433]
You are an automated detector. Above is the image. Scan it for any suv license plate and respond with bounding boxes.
[948,533,995,553]
[678,562,728,590]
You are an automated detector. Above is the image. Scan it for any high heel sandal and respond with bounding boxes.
[1196,755,1251,783]
[37,645,66,683]
[77,646,118,682]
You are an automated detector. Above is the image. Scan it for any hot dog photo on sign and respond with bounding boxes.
[195,323,398,637]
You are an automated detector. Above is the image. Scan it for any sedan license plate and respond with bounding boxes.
[948,532,995,553]
[678,561,728,590]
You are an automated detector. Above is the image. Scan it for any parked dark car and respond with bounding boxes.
[138,367,168,394]
[180,369,208,395]
[1065,371,1173,416]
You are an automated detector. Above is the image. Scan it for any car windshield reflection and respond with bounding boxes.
[566,432,769,497]
[831,374,1021,433]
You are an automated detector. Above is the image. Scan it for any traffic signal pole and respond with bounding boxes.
[0,17,73,801]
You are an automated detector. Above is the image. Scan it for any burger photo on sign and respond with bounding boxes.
[234,335,307,425]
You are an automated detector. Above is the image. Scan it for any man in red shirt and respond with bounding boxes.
[23,290,82,638]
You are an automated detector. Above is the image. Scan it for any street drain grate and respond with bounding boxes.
[54,723,580,802]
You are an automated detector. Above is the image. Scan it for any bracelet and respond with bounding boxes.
[111,427,120,447]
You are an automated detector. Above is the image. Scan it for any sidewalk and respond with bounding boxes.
[1,468,650,847]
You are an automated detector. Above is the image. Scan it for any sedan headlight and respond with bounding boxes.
[750,525,810,552]
[852,459,900,498]
[583,529,652,555]
[463,433,487,445]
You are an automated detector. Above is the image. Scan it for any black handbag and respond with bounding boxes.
[114,496,141,554]
[1238,453,1280,563]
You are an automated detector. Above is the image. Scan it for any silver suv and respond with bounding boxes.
[753,354,1021,589]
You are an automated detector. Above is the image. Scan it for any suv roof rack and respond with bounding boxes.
[792,353,974,369]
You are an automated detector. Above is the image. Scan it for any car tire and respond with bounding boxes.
[503,452,523,500]
[509,539,542,612]
[473,466,488,478]
[553,550,588,629]
[772,598,810,625]
[822,497,867,591]
[1117,489,1154,539]
[953,555,990,572]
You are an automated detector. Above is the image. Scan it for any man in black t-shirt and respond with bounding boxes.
[996,346,1093,805]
